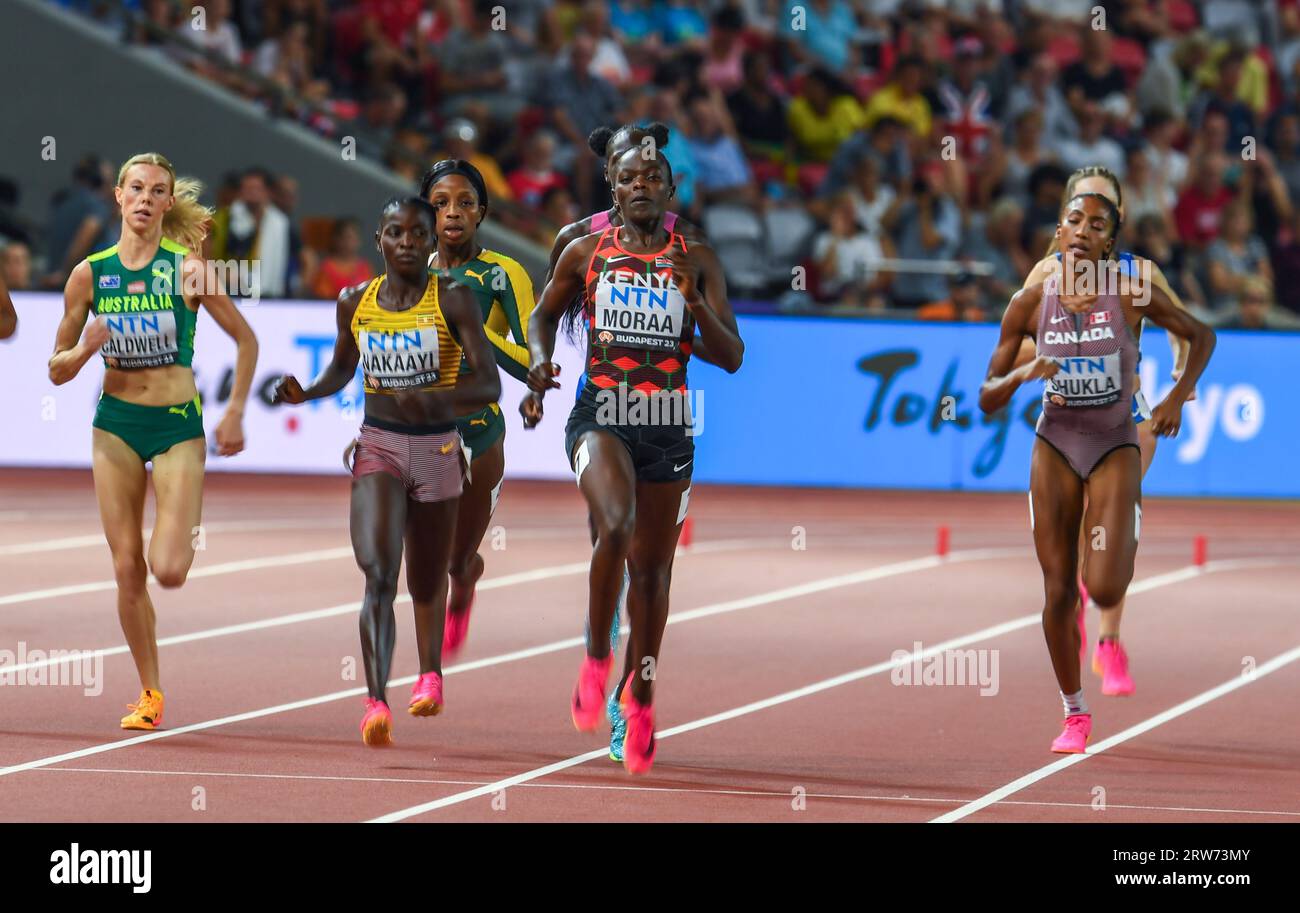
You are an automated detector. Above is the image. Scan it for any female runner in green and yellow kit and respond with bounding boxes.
[420,160,536,655]
[49,152,259,731]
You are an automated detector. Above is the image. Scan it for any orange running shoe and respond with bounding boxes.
[120,689,164,730]
[360,698,393,746]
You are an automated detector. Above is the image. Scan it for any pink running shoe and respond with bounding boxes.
[408,671,445,716]
[620,676,657,775]
[443,600,473,658]
[360,698,393,746]
[571,654,613,732]
[1050,713,1092,753]
[1095,640,1135,696]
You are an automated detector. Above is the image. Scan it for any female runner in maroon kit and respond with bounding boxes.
[980,192,1214,752]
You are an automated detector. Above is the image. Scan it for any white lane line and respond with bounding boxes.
[28,767,1300,818]
[0,547,1020,781]
[0,547,356,607]
[0,537,981,677]
[0,519,351,558]
[929,642,1300,823]
[368,558,1297,822]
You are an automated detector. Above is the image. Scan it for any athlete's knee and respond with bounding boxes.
[150,558,191,589]
[593,506,635,554]
[1085,575,1129,610]
[112,551,148,590]
[357,558,400,602]
[1043,578,1080,618]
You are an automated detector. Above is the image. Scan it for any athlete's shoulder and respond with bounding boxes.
[338,277,375,311]
[553,215,595,251]
[86,243,119,265]
[674,216,707,244]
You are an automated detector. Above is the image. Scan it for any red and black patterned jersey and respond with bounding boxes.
[583,225,694,394]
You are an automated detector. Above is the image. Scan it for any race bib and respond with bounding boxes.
[592,273,686,351]
[358,327,442,390]
[1044,352,1123,408]
[100,309,178,369]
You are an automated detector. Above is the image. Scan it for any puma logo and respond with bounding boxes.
[470,418,488,426]
[440,440,456,454]
[168,404,191,419]
[463,268,489,285]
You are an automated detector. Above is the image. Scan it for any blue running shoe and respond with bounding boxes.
[607,688,626,762]
[583,565,630,654]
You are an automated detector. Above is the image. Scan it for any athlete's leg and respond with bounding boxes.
[574,431,637,660]
[447,435,502,617]
[350,472,408,703]
[1094,425,1156,640]
[406,496,460,675]
[1081,447,1141,614]
[1029,439,1086,697]
[92,429,155,690]
[623,478,691,706]
[148,438,207,588]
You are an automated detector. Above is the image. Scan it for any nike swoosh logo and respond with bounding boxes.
[673,460,692,472]
[1050,315,1071,324]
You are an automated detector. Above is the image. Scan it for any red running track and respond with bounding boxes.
[0,469,1297,822]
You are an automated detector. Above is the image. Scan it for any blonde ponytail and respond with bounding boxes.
[116,152,213,252]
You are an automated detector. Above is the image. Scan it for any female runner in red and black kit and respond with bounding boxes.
[525,144,743,774]
[274,198,499,745]
[546,121,712,762]
[980,192,1214,752]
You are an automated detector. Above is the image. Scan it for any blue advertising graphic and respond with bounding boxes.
[689,316,1288,497]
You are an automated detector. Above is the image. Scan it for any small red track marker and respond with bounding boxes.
[1193,535,1207,568]
[936,525,950,558]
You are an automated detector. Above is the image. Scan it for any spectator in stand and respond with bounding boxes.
[353,82,407,162]
[658,0,710,48]
[1205,202,1273,311]
[208,167,300,298]
[1130,212,1208,312]
[1050,101,1126,178]
[262,0,329,75]
[1174,151,1235,250]
[701,5,747,95]
[1189,46,1257,152]
[439,0,525,128]
[917,271,988,323]
[1271,110,1300,202]
[254,18,330,104]
[309,217,373,300]
[980,108,1055,207]
[1214,277,1300,330]
[177,0,242,67]
[862,55,932,140]
[542,33,623,207]
[1271,207,1300,318]
[812,191,892,310]
[580,0,633,88]
[1137,31,1213,122]
[780,0,858,75]
[386,127,432,182]
[1141,108,1190,193]
[887,161,962,309]
[1005,52,1076,145]
[788,67,867,163]
[937,36,997,174]
[683,91,757,206]
[726,52,788,163]
[960,196,1030,305]
[1023,162,1070,253]
[1123,143,1175,234]
[1061,24,1131,122]
[508,130,569,211]
[1,240,32,291]
[438,118,514,205]
[531,185,581,246]
[42,155,114,289]
[823,116,912,195]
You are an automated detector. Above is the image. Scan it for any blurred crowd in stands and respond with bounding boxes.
[4,0,1300,330]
